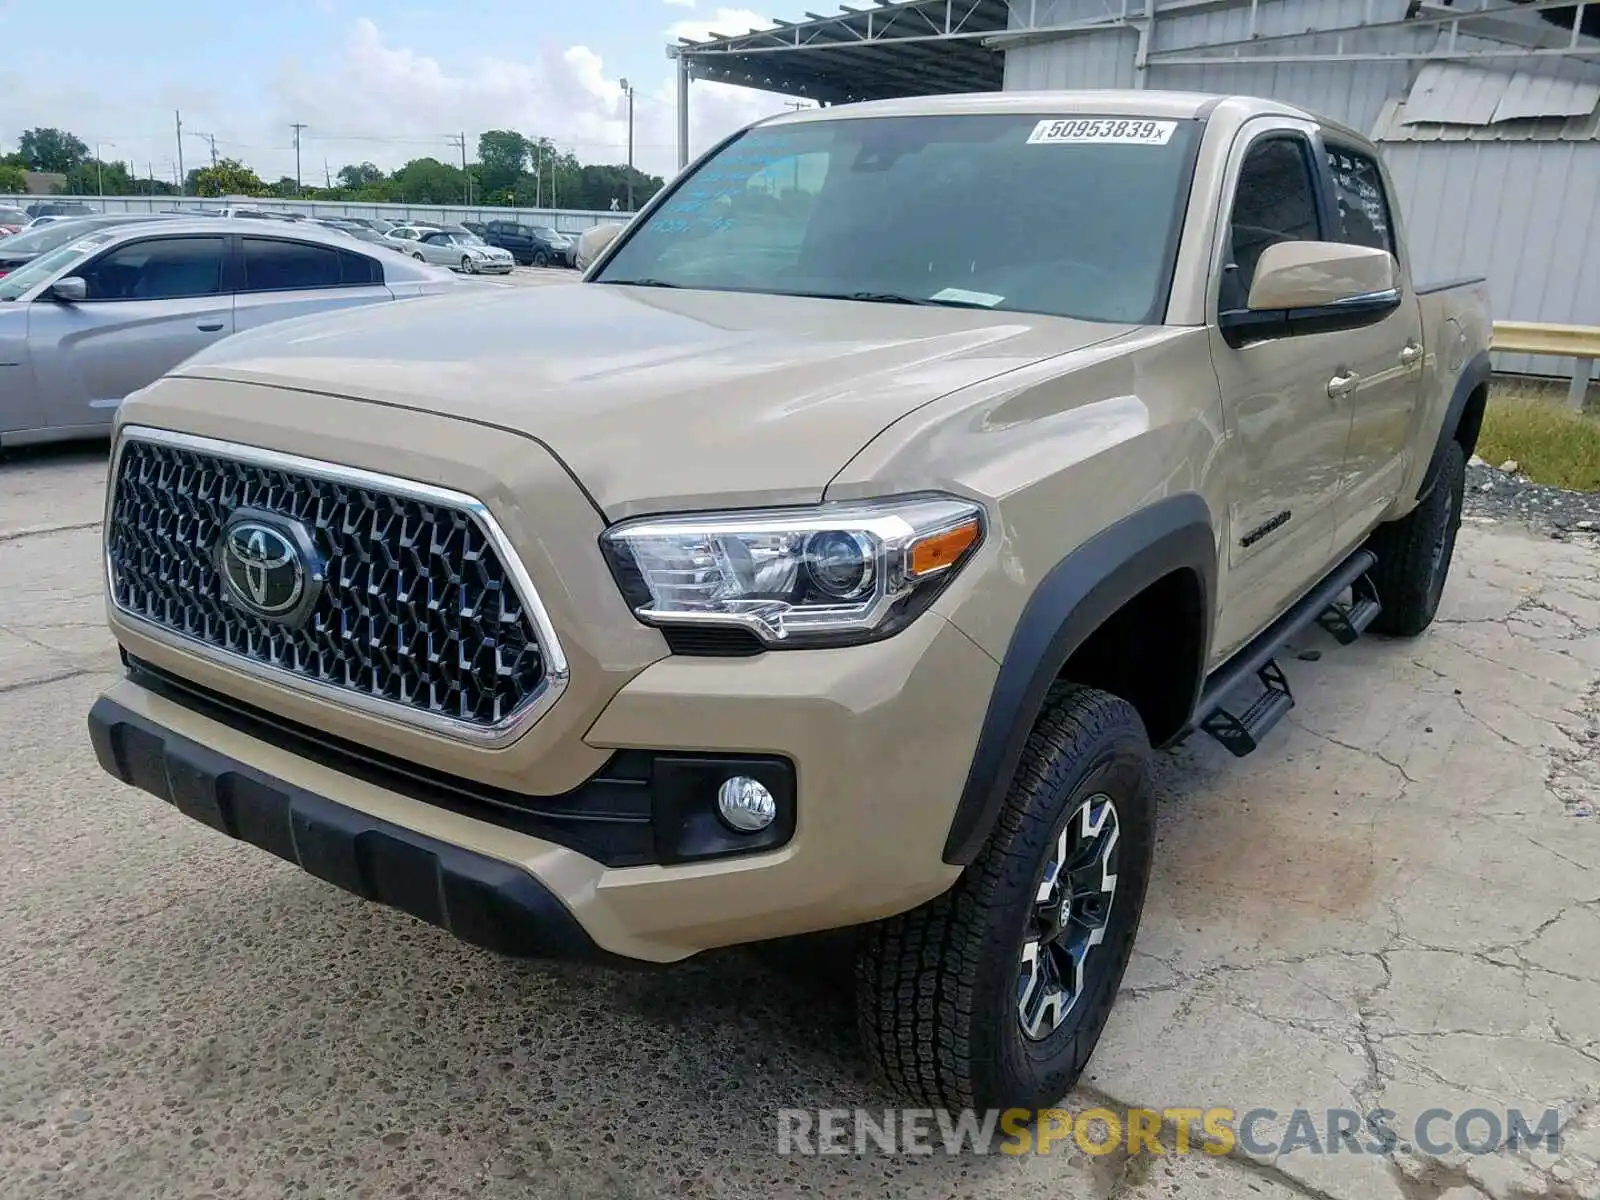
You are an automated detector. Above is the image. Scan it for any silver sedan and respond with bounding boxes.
[0,219,473,448]
[408,229,515,274]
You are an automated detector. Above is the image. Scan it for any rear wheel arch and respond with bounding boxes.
[1418,350,1492,500]
[942,494,1216,866]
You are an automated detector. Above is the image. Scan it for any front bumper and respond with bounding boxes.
[89,609,995,963]
[89,694,622,963]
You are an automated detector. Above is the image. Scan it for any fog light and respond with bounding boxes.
[717,775,777,832]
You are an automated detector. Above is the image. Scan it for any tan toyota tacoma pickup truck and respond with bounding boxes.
[88,92,1490,1112]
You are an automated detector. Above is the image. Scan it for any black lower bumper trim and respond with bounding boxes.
[88,696,629,964]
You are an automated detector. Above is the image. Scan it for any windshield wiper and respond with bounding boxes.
[787,289,999,310]
[600,277,682,288]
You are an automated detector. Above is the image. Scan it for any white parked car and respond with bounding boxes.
[404,228,515,275]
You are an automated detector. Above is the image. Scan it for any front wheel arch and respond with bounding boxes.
[942,495,1216,865]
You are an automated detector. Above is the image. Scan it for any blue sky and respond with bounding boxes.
[0,0,792,183]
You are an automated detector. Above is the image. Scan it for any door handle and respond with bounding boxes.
[196,320,225,332]
[1399,342,1422,367]
[1327,371,1361,399]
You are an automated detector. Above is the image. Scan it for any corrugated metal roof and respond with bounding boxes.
[1402,60,1600,124]
[1372,59,1600,142]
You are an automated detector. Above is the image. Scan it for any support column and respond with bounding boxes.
[674,49,692,171]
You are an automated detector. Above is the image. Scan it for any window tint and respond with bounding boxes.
[77,236,226,301]
[1223,136,1322,309]
[1326,145,1395,255]
[339,248,383,285]
[242,238,380,291]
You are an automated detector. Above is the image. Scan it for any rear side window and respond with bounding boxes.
[241,238,381,291]
[1223,135,1323,308]
[1325,145,1396,255]
[77,236,227,301]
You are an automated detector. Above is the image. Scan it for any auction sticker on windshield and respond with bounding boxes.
[1027,118,1177,146]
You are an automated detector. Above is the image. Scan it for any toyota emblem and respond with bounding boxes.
[215,510,324,626]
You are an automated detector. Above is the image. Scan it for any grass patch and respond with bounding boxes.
[1475,390,1600,492]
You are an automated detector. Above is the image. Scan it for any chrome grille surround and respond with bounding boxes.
[104,425,569,746]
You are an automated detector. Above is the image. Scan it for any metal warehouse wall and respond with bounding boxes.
[1004,0,1426,132]
[1385,140,1600,375]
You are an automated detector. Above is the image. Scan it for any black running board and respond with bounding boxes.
[1190,549,1379,756]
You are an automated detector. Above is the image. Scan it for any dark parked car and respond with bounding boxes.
[0,214,179,278]
[481,219,572,267]
[25,200,96,220]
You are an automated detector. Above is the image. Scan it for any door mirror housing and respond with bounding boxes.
[47,275,87,303]
[1219,241,1400,348]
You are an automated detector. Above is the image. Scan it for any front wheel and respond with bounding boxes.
[1367,440,1465,637]
[856,684,1155,1111]
[412,252,424,261]
[460,255,475,273]
[532,250,550,268]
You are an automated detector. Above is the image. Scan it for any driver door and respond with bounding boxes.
[1208,125,1356,661]
[26,234,232,435]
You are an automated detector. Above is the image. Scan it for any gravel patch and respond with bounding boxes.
[1464,459,1600,543]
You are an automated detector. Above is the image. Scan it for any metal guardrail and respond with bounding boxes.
[1492,321,1600,409]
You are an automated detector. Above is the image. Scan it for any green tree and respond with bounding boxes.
[388,157,466,205]
[0,163,26,194]
[64,158,135,196]
[476,130,528,199]
[268,176,301,198]
[194,157,266,197]
[337,161,384,189]
[18,127,90,174]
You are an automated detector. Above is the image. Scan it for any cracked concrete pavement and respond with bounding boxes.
[1,447,1597,1200]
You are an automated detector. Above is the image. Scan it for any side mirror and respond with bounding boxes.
[1219,241,1400,348]
[47,276,87,303]
[575,223,625,271]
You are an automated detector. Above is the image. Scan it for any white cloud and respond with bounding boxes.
[667,8,774,43]
[261,16,795,183]
[0,15,803,199]
[663,0,697,8]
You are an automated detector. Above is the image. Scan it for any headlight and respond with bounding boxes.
[600,495,984,648]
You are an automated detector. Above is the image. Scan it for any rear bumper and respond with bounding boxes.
[88,695,622,964]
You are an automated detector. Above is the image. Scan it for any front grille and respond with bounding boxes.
[107,433,551,732]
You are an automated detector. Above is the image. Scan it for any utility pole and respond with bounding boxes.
[619,79,636,211]
[447,132,469,205]
[290,123,308,195]
[175,110,185,196]
[324,158,332,189]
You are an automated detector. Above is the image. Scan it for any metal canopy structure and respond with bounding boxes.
[666,0,1600,166]
[671,0,1010,104]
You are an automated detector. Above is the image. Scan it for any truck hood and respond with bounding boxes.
[173,282,1136,518]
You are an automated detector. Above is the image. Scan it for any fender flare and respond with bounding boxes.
[941,494,1217,865]
[1416,350,1492,501]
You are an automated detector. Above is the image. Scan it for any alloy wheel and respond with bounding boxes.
[1016,792,1120,1041]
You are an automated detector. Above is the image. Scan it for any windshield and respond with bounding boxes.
[595,113,1201,324]
[0,207,26,223]
[0,238,105,301]
[453,231,485,246]
[0,219,130,256]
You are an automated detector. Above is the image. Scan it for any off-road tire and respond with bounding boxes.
[856,684,1155,1111]
[1368,440,1465,637]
